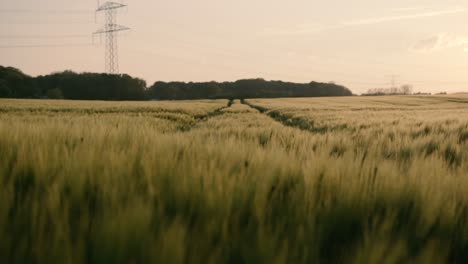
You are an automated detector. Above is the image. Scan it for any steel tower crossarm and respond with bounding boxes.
[96,2,127,12]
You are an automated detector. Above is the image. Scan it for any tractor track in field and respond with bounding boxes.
[175,99,233,132]
[241,99,330,134]
[193,99,233,121]
[194,99,237,121]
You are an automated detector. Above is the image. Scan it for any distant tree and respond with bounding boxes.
[0,80,10,98]
[413,91,432,95]
[0,66,37,98]
[364,84,414,96]
[47,88,64,99]
[401,85,413,95]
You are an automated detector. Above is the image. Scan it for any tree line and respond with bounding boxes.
[363,85,413,96]
[147,79,353,100]
[1,66,353,100]
[0,66,146,100]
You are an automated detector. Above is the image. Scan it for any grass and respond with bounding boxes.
[0,96,467,263]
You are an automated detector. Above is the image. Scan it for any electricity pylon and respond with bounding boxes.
[94,1,129,74]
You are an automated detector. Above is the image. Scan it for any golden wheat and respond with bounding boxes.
[0,96,467,263]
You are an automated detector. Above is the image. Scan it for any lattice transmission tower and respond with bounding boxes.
[94,1,129,74]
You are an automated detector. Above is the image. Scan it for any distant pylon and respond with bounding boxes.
[94,1,129,74]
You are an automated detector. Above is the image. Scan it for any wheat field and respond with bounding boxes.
[0,96,467,263]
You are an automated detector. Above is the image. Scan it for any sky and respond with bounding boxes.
[1,0,468,94]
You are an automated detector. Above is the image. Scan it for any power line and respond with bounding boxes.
[0,34,90,39]
[0,20,95,25]
[0,43,93,49]
[0,9,91,14]
[410,80,468,84]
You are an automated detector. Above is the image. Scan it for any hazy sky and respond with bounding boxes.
[1,0,468,94]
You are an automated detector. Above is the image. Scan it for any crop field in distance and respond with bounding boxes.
[1,95,468,263]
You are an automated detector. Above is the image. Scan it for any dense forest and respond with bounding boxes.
[0,66,353,100]
[0,66,146,100]
[147,79,353,99]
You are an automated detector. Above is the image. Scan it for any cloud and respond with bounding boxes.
[411,34,468,52]
[343,8,465,26]
[261,7,466,36]
[390,6,430,12]
[389,6,441,13]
